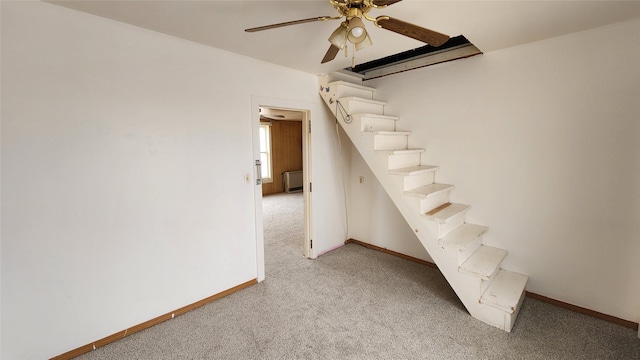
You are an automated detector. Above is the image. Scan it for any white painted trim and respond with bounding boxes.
[251,96,316,281]
[250,98,266,282]
[302,110,313,259]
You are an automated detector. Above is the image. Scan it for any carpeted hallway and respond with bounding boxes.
[77,192,639,359]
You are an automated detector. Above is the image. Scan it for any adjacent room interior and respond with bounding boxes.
[259,106,307,262]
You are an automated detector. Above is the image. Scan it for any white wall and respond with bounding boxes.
[348,143,433,262]
[0,2,345,359]
[312,106,351,257]
[355,19,640,322]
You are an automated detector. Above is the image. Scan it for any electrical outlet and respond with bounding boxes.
[244,173,250,184]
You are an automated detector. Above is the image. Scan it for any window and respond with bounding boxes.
[259,122,273,184]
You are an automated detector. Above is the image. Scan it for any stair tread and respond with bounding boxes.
[352,113,399,120]
[481,270,528,314]
[459,245,507,280]
[328,80,376,92]
[440,223,489,250]
[376,148,425,155]
[404,183,453,198]
[373,131,411,136]
[339,96,387,106]
[426,203,470,223]
[389,165,439,176]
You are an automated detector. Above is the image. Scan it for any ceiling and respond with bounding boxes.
[260,107,303,121]
[48,0,640,75]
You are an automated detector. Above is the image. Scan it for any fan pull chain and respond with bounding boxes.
[350,43,357,68]
[343,31,348,58]
[352,46,356,68]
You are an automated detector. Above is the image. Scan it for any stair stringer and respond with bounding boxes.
[329,109,490,326]
[318,73,527,332]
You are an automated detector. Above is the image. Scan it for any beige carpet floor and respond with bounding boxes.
[77,192,639,359]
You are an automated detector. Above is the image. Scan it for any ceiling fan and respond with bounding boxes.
[245,0,450,64]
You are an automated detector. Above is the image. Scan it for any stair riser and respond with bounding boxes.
[341,99,384,114]
[374,134,408,151]
[360,117,396,132]
[458,237,482,266]
[438,237,485,279]
[332,84,374,100]
[389,165,439,177]
[480,270,500,294]
[474,302,518,332]
[434,267,511,329]
[419,192,451,214]
[480,270,528,316]
[475,287,526,332]
[437,211,466,239]
[388,153,421,170]
[324,71,363,84]
[460,261,501,284]
[403,172,435,191]
[508,291,526,331]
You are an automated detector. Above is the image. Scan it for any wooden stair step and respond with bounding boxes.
[373,131,412,151]
[376,148,425,155]
[353,113,400,132]
[352,113,399,121]
[388,165,439,176]
[459,245,507,281]
[324,70,365,84]
[327,81,375,100]
[481,270,528,313]
[404,183,453,199]
[440,223,489,251]
[328,80,376,92]
[338,97,386,114]
[427,203,470,223]
[338,96,387,106]
[373,131,412,136]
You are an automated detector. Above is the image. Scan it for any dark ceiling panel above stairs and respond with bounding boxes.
[347,35,482,80]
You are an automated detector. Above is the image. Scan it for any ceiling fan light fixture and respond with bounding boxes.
[351,27,364,38]
[355,33,373,51]
[347,17,368,44]
[245,0,450,65]
[328,22,348,49]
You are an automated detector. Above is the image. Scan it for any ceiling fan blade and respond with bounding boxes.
[321,44,340,64]
[375,16,449,47]
[245,16,333,32]
[372,0,404,6]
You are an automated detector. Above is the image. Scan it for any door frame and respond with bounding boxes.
[250,96,313,282]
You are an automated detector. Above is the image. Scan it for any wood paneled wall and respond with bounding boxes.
[262,120,303,196]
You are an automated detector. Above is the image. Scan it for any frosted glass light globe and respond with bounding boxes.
[350,27,364,38]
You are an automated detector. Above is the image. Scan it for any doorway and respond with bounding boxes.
[251,97,312,282]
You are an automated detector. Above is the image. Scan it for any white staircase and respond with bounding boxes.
[319,71,528,332]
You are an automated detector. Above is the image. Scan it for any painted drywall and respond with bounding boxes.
[311,107,351,256]
[314,106,351,257]
[356,19,640,322]
[0,2,346,359]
